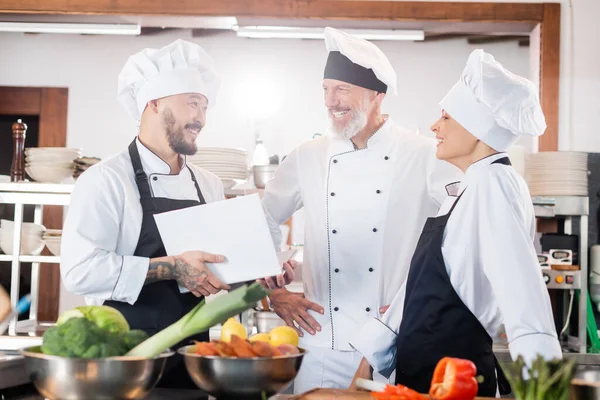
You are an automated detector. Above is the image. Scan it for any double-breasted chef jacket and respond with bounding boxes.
[349,152,562,387]
[262,116,463,351]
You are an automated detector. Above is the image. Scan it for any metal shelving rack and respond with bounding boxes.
[533,195,589,354]
[0,182,73,336]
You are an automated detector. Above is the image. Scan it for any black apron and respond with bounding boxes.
[104,139,209,389]
[394,156,512,397]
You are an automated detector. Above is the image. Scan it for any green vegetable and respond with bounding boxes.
[501,354,576,400]
[126,282,269,358]
[41,317,148,358]
[56,305,129,334]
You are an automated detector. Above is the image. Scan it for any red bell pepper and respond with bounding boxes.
[370,384,428,400]
[429,357,478,400]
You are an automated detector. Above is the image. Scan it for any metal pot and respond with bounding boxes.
[253,165,278,189]
[252,310,286,333]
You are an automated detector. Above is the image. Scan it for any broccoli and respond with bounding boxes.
[41,317,148,358]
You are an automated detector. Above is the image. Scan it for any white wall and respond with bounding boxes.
[0,30,530,162]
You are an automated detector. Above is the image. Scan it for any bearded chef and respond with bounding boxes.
[60,39,294,389]
[349,49,562,397]
[260,27,462,393]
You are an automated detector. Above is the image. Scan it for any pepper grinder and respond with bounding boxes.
[11,119,27,182]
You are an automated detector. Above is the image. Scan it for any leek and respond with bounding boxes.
[126,283,269,358]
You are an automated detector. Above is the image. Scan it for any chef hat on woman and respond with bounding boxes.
[117,39,221,121]
[440,49,546,152]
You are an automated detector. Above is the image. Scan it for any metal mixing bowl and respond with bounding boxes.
[178,344,305,398]
[20,346,174,400]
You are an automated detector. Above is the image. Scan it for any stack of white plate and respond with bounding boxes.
[525,151,588,196]
[42,229,62,256]
[187,147,248,188]
[0,220,45,256]
[25,147,82,184]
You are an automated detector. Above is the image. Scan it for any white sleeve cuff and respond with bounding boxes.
[350,318,398,379]
[508,333,563,364]
[111,255,150,305]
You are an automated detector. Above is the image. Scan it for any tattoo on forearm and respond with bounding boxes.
[145,259,175,284]
[173,258,209,291]
[145,257,210,291]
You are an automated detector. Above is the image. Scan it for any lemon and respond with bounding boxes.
[248,333,271,343]
[220,317,247,342]
[269,326,299,347]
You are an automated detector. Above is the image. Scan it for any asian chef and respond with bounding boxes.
[60,39,294,389]
[261,27,462,393]
[349,49,562,397]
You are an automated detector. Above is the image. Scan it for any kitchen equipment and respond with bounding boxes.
[253,164,277,189]
[187,147,248,188]
[0,219,45,256]
[542,267,581,289]
[178,344,304,398]
[549,249,574,265]
[571,368,600,399]
[20,346,173,400]
[253,310,286,333]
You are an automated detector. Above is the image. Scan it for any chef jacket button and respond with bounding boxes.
[369,268,374,272]
[331,192,335,196]
[153,176,158,181]
[334,307,339,311]
[376,189,381,194]
[366,308,371,312]
[372,228,378,232]
[384,156,389,160]
[333,159,338,164]
[332,229,337,234]
[334,268,339,273]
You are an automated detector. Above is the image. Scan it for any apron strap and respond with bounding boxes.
[447,156,512,215]
[186,165,207,204]
[128,139,153,199]
[128,139,207,204]
[494,354,512,395]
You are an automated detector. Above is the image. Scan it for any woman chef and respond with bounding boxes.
[60,39,293,389]
[348,49,562,396]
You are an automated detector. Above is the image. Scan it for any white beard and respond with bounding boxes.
[329,96,369,140]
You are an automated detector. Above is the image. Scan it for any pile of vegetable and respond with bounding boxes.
[41,283,270,358]
[370,357,481,400]
[502,355,575,400]
[41,306,147,357]
[193,317,300,358]
[370,354,575,400]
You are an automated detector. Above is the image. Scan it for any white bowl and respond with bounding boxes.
[25,147,81,156]
[25,165,73,184]
[26,161,74,169]
[0,232,45,256]
[0,220,45,234]
[45,240,61,256]
[25,153,78,164]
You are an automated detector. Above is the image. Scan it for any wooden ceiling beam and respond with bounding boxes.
[467,35,529,44]
[0,1,544,22]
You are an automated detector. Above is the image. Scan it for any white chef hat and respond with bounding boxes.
[117,39,221,121]
[323,27,398,96]
[440,49,546,152]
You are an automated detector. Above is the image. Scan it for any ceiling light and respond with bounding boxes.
[0,22,141,35]
[234,26,424,41]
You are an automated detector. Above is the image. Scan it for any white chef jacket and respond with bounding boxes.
[60,138,225,306]
[262,117,462,351]
[350,153,562,377]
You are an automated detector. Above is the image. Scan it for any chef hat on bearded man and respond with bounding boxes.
[440,49,546,152]
[323,27,398,96]
[117,39,221,121]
